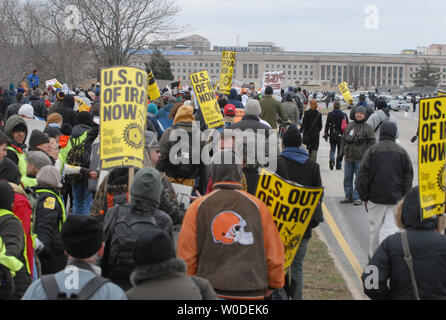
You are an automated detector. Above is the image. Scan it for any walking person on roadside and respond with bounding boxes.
[356,121,413,258]
[300,99,322,162]
[362,186,446,300]
[324,101,348,170]
[339,106,375,205]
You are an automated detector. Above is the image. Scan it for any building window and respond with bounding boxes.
[177,69,180,73]
[254,64,259,79]
[305,65,308,69]
[210,69,213,73]
[294,71,297,75]
[299,71,302,75]
[188,62,191,66]
[282,65,285,69]
[249,64,253,78]
[200,63,202,67]
[243,64,247,78]
[288,65,291,69]
[216,69,219,73]
[327,66,331,79]
[277,64,280,68]
[321,65,325,80]
[194,62,197,67]
[183,69,186,73]
[216,63,219,67]
[172,62,175,66]
[205,63,208,67]
[266,64,269,68]
[294,65,297,68]
[211,63,214,67]
[310,71,313,76]
[305,71,308,75]
[183,63,186,66]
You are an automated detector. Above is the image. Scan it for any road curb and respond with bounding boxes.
[315,227,366,300]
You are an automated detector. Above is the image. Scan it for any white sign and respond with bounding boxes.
[262,71,284,95]
[172,183,193,210]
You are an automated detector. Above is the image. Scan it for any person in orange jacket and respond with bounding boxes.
[177,149,284,300]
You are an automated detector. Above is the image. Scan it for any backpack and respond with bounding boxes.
[65,131,92,184]
[40,261,109,300]
[103,204,158,282]
[167,125,199,179]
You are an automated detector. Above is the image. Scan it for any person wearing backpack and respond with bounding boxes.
[101,167,173,291]
[362,186,446,300]
[126,228,217,300]
[366,99,399,143]
[31,165,67,275]
[156,105,208,194]
[324,101,349,170]
[22,215,127,300]
[60,111,98,215]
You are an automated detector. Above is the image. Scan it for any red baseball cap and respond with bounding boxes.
[224,104,236,116]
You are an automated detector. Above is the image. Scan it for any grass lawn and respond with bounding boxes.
[302,232,354,300]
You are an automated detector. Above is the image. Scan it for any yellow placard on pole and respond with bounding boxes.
[145,65,161,101]
[218,51,236,96]
[100,66,148,170]
[418,96,446,220]
[338,82,354,104]
[255,169,324,272]
[74,97,90,112]
[438,90,446,96]
[190,70,224,129]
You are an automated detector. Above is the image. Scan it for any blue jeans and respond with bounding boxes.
[291,237,309,300]
[344,161,360,200]
[72,183,93,215]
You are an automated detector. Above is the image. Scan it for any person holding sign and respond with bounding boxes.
[177,149,284,300]
[275,124,324,300]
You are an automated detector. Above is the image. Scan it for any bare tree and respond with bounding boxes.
[74,0,182,68]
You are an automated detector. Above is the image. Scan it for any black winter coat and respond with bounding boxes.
[29,95,48,120]
[356,123,413,204]
[324,110,348,144]
[33,187,67,275]
[53,106,79,128]
[102,201,173,291]
[362,229,446,300]
[300,109,322,151]
[275,152,324,239]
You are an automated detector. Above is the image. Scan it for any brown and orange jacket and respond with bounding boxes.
[177,181,284,299]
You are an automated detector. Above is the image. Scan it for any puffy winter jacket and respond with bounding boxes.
[29,95,48,120]
[356,121,413,204]
[340,120,375,162]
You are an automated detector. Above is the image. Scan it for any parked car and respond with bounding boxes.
[388,99,410,112]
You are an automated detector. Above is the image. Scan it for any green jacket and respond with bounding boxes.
[259,96,288,129]
[340,121,375,162]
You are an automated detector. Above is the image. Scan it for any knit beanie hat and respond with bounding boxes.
[245,99,262,116]
[27,151,52,170]
[78,111,93,126]
[29,129,50,150]
[61,215,103,259]
[43,126,61,138]
[283,124,302,148]
[265,86,273,95]
[60,123,72,136]
[144,131,159,150]
[355,106,366,115]
[130,168,163,206]
[0,158,20,185]
[36,165,62,188]
[133,227,175,265]
[147,103,158,115]
[0,181,14,211]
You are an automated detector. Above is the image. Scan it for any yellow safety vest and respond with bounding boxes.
[35,189,67,232]
[0,237,23,277]
[0,209,30,275]
[7,146,37,189]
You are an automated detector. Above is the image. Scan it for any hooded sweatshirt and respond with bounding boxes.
[362,186,446,300]
[366,108,399,143]
[356,121,413,204]
[227,89,244,109]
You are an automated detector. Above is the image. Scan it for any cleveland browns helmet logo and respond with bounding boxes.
[211,211,254,245]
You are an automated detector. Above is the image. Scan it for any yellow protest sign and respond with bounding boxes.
[45,79,62,89]
[255,169,324,271]
[74,97,90,112]
[438,90,446,96]
[190,71,224,129]
[100,66,148,170]
[219,51,236,95]
[338,82,353,104]
[145,65,161,101]
[418,96,446,219]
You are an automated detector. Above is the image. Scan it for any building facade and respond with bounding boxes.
[130,39,446,90]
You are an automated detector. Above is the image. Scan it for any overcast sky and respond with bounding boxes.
[174,0,446,54]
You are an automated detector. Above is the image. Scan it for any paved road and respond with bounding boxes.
[317,107,419,298]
